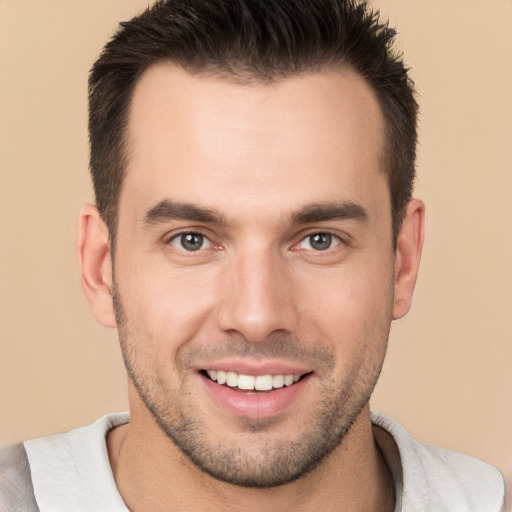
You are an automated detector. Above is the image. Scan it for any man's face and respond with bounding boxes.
[113,64,396,487]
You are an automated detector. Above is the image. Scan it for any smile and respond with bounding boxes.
[200,367,313,418]
[204,370,304,391]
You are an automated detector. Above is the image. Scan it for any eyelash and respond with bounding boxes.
[165,229,345,254]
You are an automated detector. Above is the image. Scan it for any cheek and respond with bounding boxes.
[115,256,220,349]
[300,261,393,312]
[296,263,394,352]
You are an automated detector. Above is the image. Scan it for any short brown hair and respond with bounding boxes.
[89,0,418,243]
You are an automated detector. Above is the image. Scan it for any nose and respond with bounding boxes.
[216,247,298,342]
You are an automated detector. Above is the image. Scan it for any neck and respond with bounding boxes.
[108,405,394,512]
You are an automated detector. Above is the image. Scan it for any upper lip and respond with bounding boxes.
[195,359,311,376]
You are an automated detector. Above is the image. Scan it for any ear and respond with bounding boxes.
[392,198,425,320]
[77,204,117,328]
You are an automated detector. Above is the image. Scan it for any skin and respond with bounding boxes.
[78,64,424,511]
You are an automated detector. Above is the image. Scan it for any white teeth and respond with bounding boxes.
[255,375,273,391]
[272,374,284,388]
[283,375,294,386]
[226,372,238,387]
[205,370,303,390]
[237,374,255,390]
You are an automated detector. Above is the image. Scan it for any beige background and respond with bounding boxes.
[1,0,511,493]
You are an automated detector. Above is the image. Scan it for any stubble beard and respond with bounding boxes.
[112,285,390,489]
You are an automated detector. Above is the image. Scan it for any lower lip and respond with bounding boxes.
[201,374,311,419]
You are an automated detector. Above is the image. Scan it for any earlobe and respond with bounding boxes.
[77,204,117,328]
[392,198,425,320]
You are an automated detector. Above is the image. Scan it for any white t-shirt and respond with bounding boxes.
[24,412,505,512]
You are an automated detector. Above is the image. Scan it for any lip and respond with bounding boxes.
[198,361,313,419]
[196,358,310,376]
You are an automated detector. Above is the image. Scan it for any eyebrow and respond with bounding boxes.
[143,200,227,227]
[143,198,368,229]
[288,201,369,226]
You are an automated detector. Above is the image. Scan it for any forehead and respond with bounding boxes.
[121,63,387,223]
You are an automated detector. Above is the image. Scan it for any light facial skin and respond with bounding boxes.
[78,63,424,511]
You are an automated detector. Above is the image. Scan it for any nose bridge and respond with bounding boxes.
[217,242,296,342]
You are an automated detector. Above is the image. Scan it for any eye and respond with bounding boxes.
[169,232,212,252]
[297,232,341,251]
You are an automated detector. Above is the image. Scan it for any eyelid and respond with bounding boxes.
[164,226,209,241]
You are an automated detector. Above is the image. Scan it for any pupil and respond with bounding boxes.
[182,233,203,251]
[310,233,331,250]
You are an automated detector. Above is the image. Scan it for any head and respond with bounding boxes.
[89,0,418,246]
[80,0,424,490]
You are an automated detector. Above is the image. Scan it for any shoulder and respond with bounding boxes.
[24,411,130,463]
[0,443,39,512]
[23,412,130,512]
[372,412,505,512]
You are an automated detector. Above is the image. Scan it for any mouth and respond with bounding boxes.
[201,369,310,392]
[199,366,314,418]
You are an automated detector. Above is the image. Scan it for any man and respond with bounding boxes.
[0,0,505,510]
